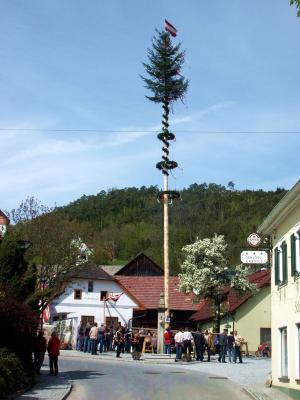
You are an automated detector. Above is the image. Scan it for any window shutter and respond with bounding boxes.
[274,247,280,285]
[282,241,288,283]
[291,234,296,277]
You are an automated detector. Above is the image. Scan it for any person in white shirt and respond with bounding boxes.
[182,327,193,357]
[174,328,184,360]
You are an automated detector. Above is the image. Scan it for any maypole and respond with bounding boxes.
[141,20,188,329]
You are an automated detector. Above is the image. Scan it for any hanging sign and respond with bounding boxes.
[241,250,268,264]
[247,233,262,247]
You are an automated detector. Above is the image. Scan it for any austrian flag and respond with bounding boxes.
[165,19,177,37]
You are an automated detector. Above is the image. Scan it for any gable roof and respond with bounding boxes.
[0,210,10,225]
[258,180,300,235]
[189,269,271,322]
[101,265,124,276]
[115,276,199,311]
[71,263,114,281]
[115,253,163,276]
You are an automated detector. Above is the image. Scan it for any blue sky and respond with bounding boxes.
[1,1,300,211]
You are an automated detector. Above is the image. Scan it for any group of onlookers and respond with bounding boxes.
[170,327,245,363]
[75,322,245,363]
[76,322,158,358]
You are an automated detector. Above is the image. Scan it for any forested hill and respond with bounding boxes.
[59,183,286,274]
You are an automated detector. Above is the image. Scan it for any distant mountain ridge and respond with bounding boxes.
[59,183,286,274]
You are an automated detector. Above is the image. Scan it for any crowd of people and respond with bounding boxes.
[76,322,246,364]
[76,322,157,357]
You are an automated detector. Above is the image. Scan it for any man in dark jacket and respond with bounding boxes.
[218,329,228,363]
[34,330,47,374]
[193,328,205,361]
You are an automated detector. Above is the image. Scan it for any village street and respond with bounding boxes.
[62,357,250,400]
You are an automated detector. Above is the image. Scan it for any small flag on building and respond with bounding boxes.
[165,19,177,37]
[108,293,123,302]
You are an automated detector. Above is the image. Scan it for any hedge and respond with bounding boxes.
[0,348,30,399]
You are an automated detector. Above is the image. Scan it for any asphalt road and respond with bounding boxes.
[60,357,250,400]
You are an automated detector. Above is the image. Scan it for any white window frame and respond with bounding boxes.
[295,231,300,274]
[276,239,285,283]
[295,322,300,380]
[278,325,289,378]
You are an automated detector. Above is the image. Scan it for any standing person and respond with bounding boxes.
[163,327,173,355]
[108,326,115,351]
[182,327,193,357]
[218,329,228,363]
[124,329,132,353]
[193,327,205,361]
[233,330,244,363]
[89,323,98,355]
[83,322,91,353]
[115,328,124,358]
[227,331,235,363]
[97,323,106,353]
[34,330,47,374]
[76,323,84,351]
[47,331,61,376]
[204,330,213,362]
[151,332,157,354]
[174,328,184,361]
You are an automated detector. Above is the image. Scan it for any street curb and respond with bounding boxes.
[242,387,271,400]
[61,382,72,400]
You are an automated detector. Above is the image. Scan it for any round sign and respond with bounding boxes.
[247,233,262,247]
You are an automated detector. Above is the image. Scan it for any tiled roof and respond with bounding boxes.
[115,276,199,311]
[71,263,114,281]
[189,269,271,322]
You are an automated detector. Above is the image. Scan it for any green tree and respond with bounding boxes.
[290,0,300,16]
[8,197,89,315]
[179,235,256,332]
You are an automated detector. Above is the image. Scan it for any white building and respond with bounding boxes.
[51,263,139,345]
[258,180,300,397]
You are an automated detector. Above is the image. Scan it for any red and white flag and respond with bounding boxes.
[108,293,123,302]
[165,19,177,37]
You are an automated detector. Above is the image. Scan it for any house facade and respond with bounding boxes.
[189,269,271,354]
[258,180,300,395]
[50,263,139,346]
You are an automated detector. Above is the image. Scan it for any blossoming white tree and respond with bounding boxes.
[179,234,257,332]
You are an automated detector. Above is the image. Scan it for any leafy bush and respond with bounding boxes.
[0,296,38,367]
[0,348,30,399]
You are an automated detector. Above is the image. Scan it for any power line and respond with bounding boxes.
[0,128,300,134]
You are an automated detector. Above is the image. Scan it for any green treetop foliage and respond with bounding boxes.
[141,29,188,104]
[179,235,256,331]
[0,232,36,303]
[56,183,286,273]
[291,0,300,17]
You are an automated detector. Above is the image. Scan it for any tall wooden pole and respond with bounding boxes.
[164,173,169,326]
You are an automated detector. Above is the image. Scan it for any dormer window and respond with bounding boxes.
[88,281,94,293]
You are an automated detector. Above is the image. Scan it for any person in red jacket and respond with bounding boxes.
[47,331,61,376]
[164,327,173,355]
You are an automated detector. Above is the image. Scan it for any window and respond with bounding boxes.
[291,231,300,277]
[100,291,108,301]
[274,241,287,285]
[53,313,67,322]
[297,324,300,379]
[88,281,94,292]
[280,327,288,377]
[74,289,82,300]
[81,315,94,325]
